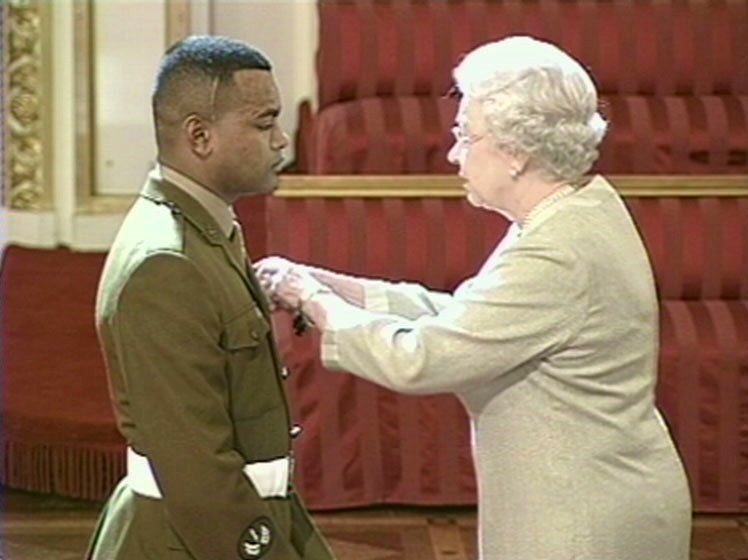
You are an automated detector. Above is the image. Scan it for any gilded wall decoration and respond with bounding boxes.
[3,0,51,211]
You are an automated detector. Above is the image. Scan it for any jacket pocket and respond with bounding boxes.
[222,308,284,422]
[222,307,270,353]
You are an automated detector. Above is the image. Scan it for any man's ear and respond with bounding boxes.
[183,114,213,158]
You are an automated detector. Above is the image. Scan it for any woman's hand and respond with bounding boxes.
[254,256,298,309]
[273,267,329,312]
[254,256,333,330]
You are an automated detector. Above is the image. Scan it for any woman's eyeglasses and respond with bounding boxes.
[451,125,486,148]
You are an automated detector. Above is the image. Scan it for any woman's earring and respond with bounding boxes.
[509,169,519,180]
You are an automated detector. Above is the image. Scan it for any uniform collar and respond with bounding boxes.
[141,168,230,246]
[156,163,235,237]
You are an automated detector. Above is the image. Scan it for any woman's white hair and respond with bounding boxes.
[453,36,607,182]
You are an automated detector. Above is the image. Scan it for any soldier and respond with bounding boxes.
[87,35,335,560]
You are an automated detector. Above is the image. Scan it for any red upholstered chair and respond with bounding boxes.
[296,0,748,174]
[626,197,748,512]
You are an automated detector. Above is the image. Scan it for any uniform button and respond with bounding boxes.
[250,331,260,341]
[290,425,303,439]
[281,367,290,379]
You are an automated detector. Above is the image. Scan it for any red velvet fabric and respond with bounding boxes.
[626,197,748,510]
[658,299,748,512]
[626,197,748,300]
[2,193,748,510]
[317,0,748,108]
[598,96,748,174]
[300,0,748,175]
[306,95,748,174]
[0,248,124,499]
[308,97,458,174]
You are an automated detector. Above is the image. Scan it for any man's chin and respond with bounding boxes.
[263,172,280,194]
[247,173,280,196]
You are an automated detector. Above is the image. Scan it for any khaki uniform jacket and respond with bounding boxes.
[88,174,334,560]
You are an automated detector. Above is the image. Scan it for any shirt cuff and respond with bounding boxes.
[320,328,342,370]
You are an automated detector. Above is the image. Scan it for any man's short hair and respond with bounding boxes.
[152,35,272,147]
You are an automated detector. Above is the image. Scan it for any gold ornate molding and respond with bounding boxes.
[3,0,53,210]
[276,175,748,198]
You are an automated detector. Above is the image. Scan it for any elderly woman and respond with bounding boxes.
[258,36,691,559]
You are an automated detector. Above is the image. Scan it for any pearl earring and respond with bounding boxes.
[510,169,519,180]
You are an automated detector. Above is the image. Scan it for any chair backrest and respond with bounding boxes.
[265,193,748,301]
[316,0,748,109]
[626,196,748,301]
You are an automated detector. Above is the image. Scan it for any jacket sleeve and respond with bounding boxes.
[360,278,454,318]
[320,240,589,395]
[110,251,300,560]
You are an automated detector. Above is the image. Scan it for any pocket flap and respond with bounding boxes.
[222,308,270,350]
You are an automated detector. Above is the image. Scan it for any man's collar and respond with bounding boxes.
[141,168,230,246]
[156,163,235,237]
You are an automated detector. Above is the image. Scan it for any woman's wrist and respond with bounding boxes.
[298,289,332,331]
[309,268,365,307]
[298,285,333,311]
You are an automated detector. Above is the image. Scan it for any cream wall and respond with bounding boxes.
[212,1,318,157]
[4,0,318,251]
[53,0,78,248]
[92,0,317,197]
[94,1,164,196]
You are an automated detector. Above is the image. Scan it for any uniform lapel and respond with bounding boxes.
[141,175,270,315]
[245,261,272,319]
[228,225,272,319]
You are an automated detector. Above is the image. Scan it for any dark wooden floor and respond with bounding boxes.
[1,488,747,559]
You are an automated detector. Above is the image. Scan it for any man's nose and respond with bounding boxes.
[273,129,290,150]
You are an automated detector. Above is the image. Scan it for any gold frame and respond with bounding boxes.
[276,174,748,198]
[3,0,54,211]
[74,0,191,213]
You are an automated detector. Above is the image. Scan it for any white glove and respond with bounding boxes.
[274,267,330,311]
[254,256,299,307]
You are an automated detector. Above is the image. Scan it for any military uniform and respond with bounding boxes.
[87,168,334,559]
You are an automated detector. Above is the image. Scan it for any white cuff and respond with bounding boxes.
[320,328,341,370]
